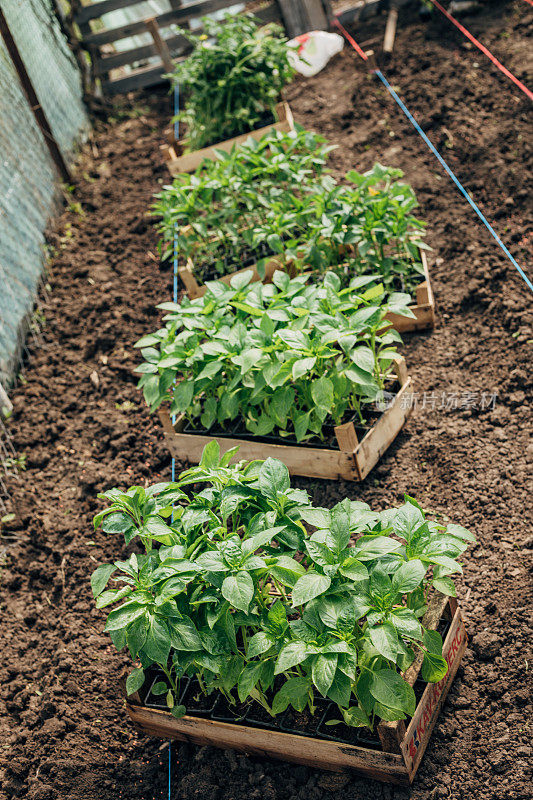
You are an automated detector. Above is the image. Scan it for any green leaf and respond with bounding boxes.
[391,560,426,594]
[169,616,202,651]
[222,571,254,613]
[291,572,331,607]
[422,652,449,683]
[446,523,476,543]
[369,623,399,662]
[272,676,309,714]
[104,602,146,632]
[339,558,368,582]
[269,556,306,588]
[258,458,290,499]
[370,669,416,716]
[200,440,220,468]
[171,704,186,719]
[102,512,135,535]
[195,550,227,572]
[312,653,338,696]
[152,681,168,696]
[299,507,331,529]
[342,705,371,728]
[274,641,309,675]
[91,564,116,598]
[354,536,402,560]
[267,600,288,634]
[126,613,149,658]
[247,631,273,659]
[423,629,443,655]
[432,576,457,597]
[311,376,334,411]
[143,615,171,664]
[173,380,194,412]
[238,661,263,702]
[126,667,144,697]
[292,357,316,379]
[350,346,375,373]
[327,669,351,708]
[392,501,426,544]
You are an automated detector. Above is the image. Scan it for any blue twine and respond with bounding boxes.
[168,740,172,800]
[373,69,532,293]
[173,85,179,141]
[169,88,180,800]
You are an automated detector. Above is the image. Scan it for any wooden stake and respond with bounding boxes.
[145,17,175,75]
[383,4,398,55]
[0,8,73,184]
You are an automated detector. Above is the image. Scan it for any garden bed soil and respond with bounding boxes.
[165,101,294,175]
[0,2,531,799]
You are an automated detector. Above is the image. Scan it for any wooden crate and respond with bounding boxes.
[157,356,413,481]
[164,101,295,176]
[125,594,467,785]
[178,243,435,335]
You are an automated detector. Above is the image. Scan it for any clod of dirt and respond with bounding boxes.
[471,632,501,661]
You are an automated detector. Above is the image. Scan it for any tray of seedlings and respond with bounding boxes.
[163,14,295,176]
[134,270,417,481]
[90,451,474,784]
[156,138,435,333]
[153,125,334,297]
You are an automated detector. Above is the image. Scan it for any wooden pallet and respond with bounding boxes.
[157,356,413,481]
[178,245,435,335]
[125,594,467,784]
[164,101,295,176]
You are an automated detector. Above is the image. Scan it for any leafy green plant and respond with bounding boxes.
[134,270,414,442]
[91,445,474,729]
[153,125,334,273]
[171,14,294,151]
[155,125,427,295]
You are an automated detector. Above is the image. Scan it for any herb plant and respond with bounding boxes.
[134,270,414,442]
[91,445,474,729]
[171,14,294,151]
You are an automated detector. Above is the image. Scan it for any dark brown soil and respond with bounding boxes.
[1,2,532,799]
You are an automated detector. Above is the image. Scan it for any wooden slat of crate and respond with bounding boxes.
[402,605,468,780]
[384,251,436,334]
[178,256,285,298]
[165,101,294,175]
[126,704,408,782]
[157,357,413,481]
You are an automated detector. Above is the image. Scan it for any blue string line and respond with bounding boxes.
[168,740,172,800]
[373,68,533,293]
[169,86,180,800]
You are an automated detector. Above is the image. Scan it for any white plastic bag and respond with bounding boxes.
[287,31,344,77]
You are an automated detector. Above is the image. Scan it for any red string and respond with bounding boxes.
[428,0,533,101]
[333,17,368,61]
